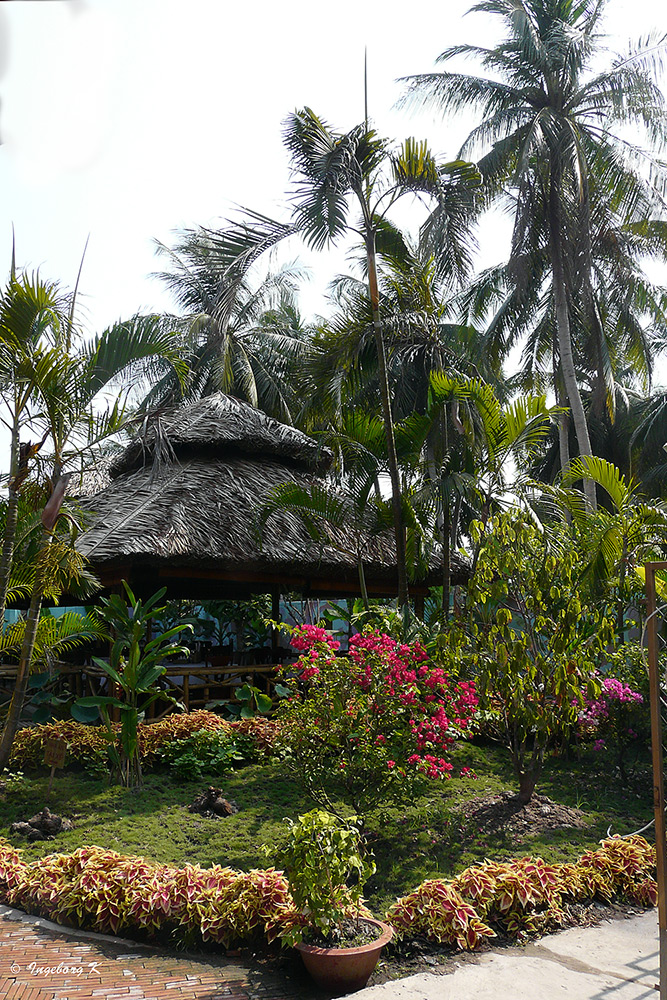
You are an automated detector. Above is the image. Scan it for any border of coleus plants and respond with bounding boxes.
[8,711,282,771]
[0,835,656,951]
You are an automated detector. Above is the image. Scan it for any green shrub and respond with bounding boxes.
[466,512,614,803]
[157,730,247,780]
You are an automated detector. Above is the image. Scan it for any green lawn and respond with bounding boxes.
[1,739,653,915]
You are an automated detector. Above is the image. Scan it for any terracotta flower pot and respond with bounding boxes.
[296,918,393,994]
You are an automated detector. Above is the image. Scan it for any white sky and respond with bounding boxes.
[0,0,664,353]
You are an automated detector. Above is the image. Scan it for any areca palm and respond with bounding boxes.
[548,455,667,633]
[402,0,667,509]
[0,272,188,768]
[0,270,74,627]
[261,407,438,608]
[421,374,557,609]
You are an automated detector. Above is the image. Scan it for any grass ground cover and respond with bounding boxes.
[0,738,653,916]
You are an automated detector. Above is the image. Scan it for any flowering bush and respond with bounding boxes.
[580,677,643,731]
[276,624,478,813]
[579,675,646,774]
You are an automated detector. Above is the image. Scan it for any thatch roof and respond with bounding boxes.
[110,393,332,477]
[76,393,468,600]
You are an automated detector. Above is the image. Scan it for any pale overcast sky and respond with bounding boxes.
[0,0,663,351]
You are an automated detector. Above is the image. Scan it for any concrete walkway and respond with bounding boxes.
[357,910,660,1000]
[0,903,661,1000]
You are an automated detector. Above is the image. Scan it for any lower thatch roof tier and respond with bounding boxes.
[77,455,467,601]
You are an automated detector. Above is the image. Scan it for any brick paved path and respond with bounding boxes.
[0,907,318,1000]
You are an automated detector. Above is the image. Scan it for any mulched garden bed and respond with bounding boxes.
[459,792,589,837]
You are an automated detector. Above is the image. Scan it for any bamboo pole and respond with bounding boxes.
[645,561,667,1000]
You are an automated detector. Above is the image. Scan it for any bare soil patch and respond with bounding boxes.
[459,791,589,837]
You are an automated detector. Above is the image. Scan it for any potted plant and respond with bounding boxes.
[278,809,393,994]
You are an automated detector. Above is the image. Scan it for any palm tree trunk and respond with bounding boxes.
[0,530,52,768]
[442,500,451,620]
[617,534,628,638]
[364,232,409,606]
[0,422,21,629]
[549,174,596,510]
[555,381,570,476]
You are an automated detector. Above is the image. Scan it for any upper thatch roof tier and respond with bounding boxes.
[110,393,333,477]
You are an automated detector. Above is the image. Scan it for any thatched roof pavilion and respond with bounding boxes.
[77,393,467,601]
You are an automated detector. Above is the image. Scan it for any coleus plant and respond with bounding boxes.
[0,836,657,951]
[9,711,281,771]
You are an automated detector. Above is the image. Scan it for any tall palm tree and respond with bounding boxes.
[532,381,667,498]
[176,111,481,604]
[454,182,667,413]
[304,221,501,433]
[402,0,667,508]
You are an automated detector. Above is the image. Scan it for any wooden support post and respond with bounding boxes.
[645,561,667,1000]
[271,587,280,661]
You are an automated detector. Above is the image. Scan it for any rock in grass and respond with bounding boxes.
[10,807,74,841]
[188,786,239,818]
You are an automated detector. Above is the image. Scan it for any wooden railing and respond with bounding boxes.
[0,660,283,719]
[159,663,278,713]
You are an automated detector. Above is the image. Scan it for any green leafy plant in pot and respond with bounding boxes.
[279,809,393,993]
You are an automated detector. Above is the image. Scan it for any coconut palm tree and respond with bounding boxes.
[138,232,314,425]
[402,0,667,508]
[531,381,667,498]
[452,172,667,484]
